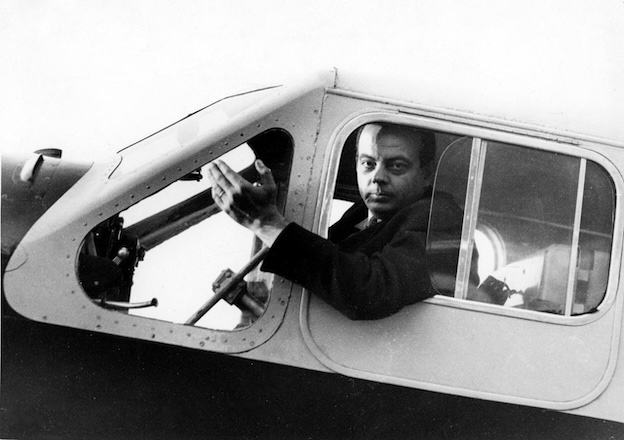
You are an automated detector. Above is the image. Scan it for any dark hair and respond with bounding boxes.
[356,123,436,167]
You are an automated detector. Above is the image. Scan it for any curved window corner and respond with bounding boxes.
[428,138,615,318]
[77,129,294,331]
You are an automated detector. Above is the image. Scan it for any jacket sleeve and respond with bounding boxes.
[260,222,436,320]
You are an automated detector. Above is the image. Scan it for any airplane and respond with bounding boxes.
[3,64,624,439]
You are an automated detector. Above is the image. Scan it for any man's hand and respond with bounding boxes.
[206,159,289,246]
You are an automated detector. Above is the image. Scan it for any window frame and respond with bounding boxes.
[318,110,622,326]
[3,76,332,355]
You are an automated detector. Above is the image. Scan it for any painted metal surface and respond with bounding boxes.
[301,90,624,417]
[1,152,92,263]
[2,70,334,355]
[333,68,624,146]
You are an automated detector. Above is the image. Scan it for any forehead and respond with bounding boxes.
[357,125,420,160]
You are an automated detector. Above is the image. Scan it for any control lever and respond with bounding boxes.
[213,269,266,317]
[185,247,269,325]
[94,297,158,310]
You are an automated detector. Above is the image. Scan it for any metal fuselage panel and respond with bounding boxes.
[1,152,92,271]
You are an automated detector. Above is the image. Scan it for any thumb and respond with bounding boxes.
[255,159,276,186]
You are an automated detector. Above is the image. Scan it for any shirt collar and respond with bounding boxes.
[355,213,382,230]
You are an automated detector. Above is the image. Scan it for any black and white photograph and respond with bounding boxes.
[2,1,624,438]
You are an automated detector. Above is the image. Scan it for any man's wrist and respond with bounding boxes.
[250,213,289,247]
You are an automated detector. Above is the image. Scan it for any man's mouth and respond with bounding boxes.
[368,193,391,202]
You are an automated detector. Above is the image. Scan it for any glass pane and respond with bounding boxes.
[575,160,614,313]
[429,139,615,316]
[472,143,579,314]
[428,137,472,295]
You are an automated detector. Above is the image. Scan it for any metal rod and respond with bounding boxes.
[185,247,270,325]
[454,138,486,299]
[564,159,586,316]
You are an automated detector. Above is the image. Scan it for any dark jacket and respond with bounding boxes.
[261,192,468,319]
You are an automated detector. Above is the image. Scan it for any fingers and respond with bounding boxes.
[207,160,246,200]
[205,158,281,232]
[215,160,245,185]
[208,159,274,195]
[255,159,276,187]
[206,162,242,221]
[212,161,244,191]
[206,162,226,202]
[206,159,276,213]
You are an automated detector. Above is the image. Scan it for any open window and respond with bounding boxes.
[328,123,476,304]
[294,91,622,410]
[328,123,615,318]
[330,124,465,227]
[78,129,293,330]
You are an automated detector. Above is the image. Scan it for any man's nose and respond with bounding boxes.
[371,165,388,184]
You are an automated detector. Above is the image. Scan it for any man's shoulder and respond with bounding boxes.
[389,195,433,226]
[391,191,461,229]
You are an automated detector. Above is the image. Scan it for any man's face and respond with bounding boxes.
[356,125,430,220]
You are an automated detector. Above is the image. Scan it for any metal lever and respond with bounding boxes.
[185,247,269,325]
[94,297,158,310]
[19,154,44,183]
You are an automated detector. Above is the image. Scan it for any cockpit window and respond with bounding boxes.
[78,129,293,330]
[124,145,256,329]
[429,138,615,316]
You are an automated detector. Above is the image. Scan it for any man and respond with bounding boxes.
[207,123,464,319]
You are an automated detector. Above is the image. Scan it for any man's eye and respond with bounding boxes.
[360,160,375,170]
[389,162,408,172]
